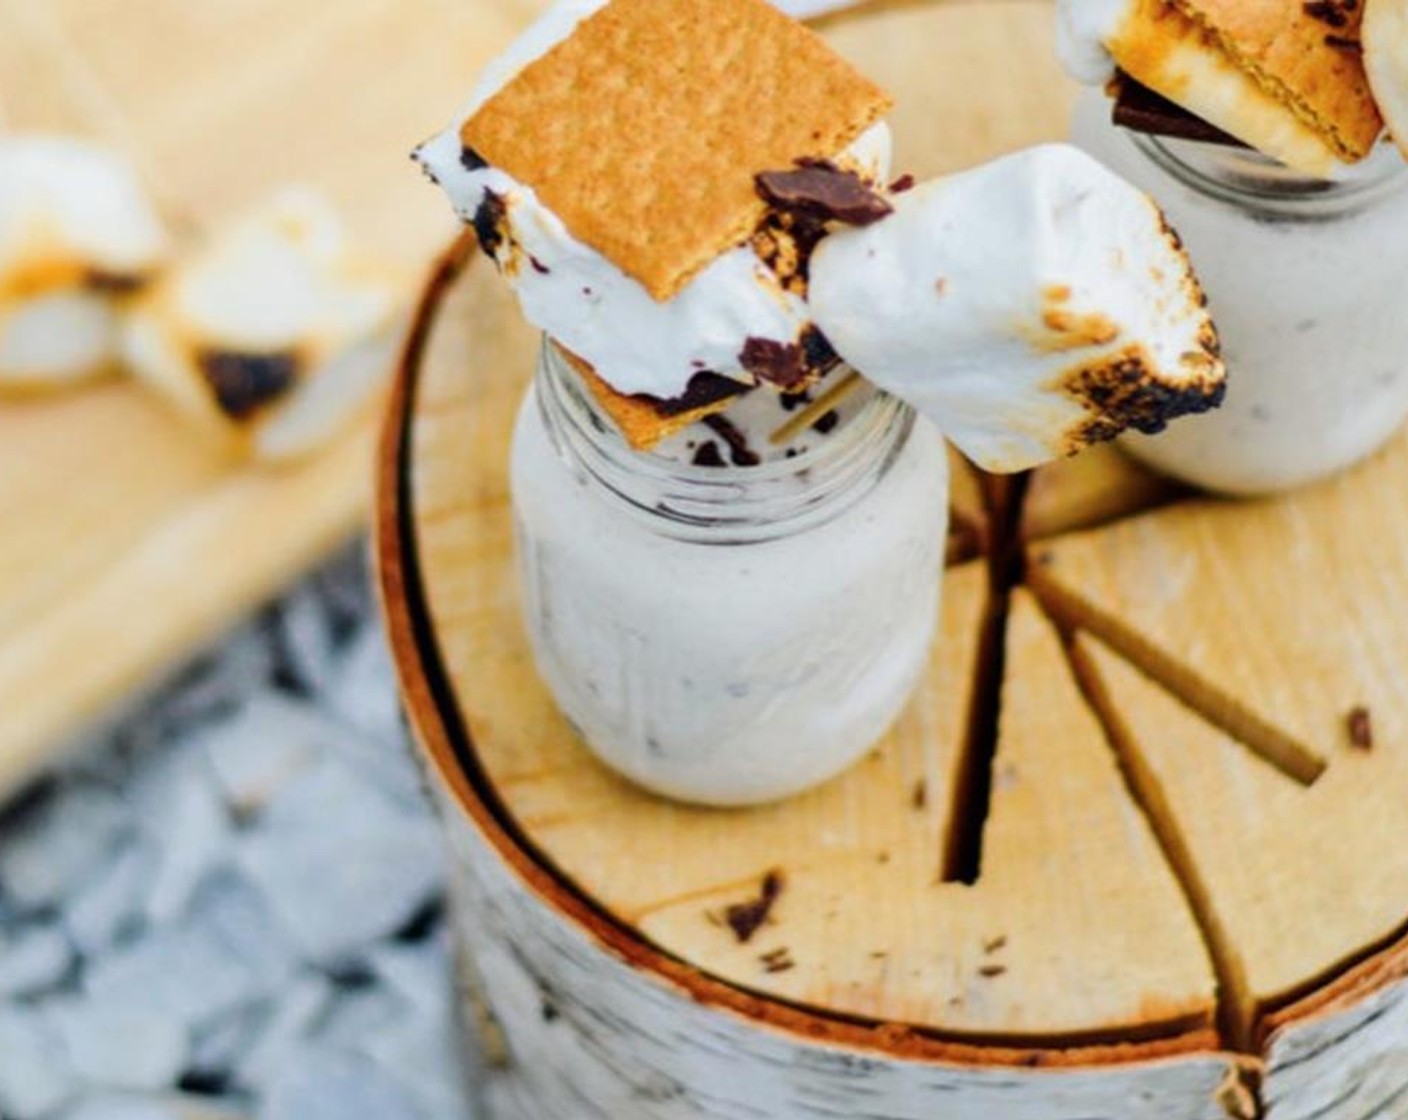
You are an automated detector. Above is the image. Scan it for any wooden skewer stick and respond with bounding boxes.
[767,371,865,447]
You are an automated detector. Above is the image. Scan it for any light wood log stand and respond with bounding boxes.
[376,5,1408,1117]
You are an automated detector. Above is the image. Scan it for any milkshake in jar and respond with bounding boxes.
[1059,0,1408,494]
[1073,94,1408,495]
[512,346,948,805]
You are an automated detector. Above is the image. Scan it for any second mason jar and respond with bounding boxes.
[1074,89,1408,496]
[510,342,950,807]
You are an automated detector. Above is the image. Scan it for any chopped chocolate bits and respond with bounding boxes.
[812,410,840,435]
[740,337,811,391]
[1347,705,1374,750]
[692,441,726,468]
[756,159,893,227]
[459,145,488,172]
[759,947,796,974]
[471,189,510,261]
[702,415,762,467]
[724,869,785,944]
[889,173,916,194]
[198,349,299,419]
[1303,0,1358,30]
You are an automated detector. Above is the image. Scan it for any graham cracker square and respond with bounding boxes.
[1171,0,1382,161]
[462,0,892,301]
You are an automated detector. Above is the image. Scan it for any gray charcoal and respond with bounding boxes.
[0,1005,77,1119]
[0,785,132,911]
[47,996,188,1092]
[259,1049,425,1120]
[0,922,74,997]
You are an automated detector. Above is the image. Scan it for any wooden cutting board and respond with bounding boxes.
[0,0,533,795]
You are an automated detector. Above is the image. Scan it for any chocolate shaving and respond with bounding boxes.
[691,441,726,468]
[724,870,785,944]
[471,189,509,261]
[1112,74,1247,149]
[198,349,299,419]
[1347,705,1374,750]
[755,159,893,227]
[702,414,761,467]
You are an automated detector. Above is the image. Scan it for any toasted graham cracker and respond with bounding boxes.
[1109,0,1345,175]
[464,0,892,301]
[556,344,742,452]
[1170,0,1382,162]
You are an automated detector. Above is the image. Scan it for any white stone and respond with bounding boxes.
[234,973,334,1090]
[200,695,326,817]
[129,759,233,926]
[184,875,299,1002]
[259,1049,426,1120]
[0,1005,78,1119]
[0,785,132,911]
[234,759,444,964]
[47,996,188,1092]
[311,987,401,1053]
[63,842,156,956]
[275,589,337,696]
[0,923,74,997]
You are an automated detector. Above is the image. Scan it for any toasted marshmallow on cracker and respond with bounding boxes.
[1057,0,1382,177]
[1365,0,1408,159]
[124,189,405,462]
[414,0,892,424]
[809,144,1226,473]
[0,136,170,390]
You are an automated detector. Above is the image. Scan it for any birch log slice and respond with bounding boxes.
[377,3,1408,1118]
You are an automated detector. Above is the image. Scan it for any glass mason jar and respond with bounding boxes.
[1073,89,1408,495]
[509,341,950,807]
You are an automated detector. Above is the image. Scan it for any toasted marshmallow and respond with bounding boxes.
[124,189,405,462]
[0,136,170,389]
[413,0,892,402]
[1365,0,1408,160]
[809,144,1226,473]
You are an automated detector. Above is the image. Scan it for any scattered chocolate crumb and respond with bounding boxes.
[984,935,1008,955]
[471,189,509,260]
[692,441,726,468]
[761,949,796,975]
[911,780,928,811]
[1347,705,1374,750]
[198,349,298,419]
[780,389,813,412]
[83,269,144,295]
[529,255,550,275]
[785,448,801,459]
[705,909,725,928]
[702,415,761,467]
[725,870,785,944]
[460,146,488,172]
[889,173,916,194]
[876,851,891,865]
[870,951,889,960]
[540,999,560,1022]
[739,337,809,391]
[755,159,893,227]
[979,964,1007,978]
[812,410,840,435]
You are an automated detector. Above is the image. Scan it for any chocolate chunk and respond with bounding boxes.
[641,370,750,418]
[812,410,840,435]
[801,326,839,374]
[889,173,916,194]
[1347,705,1374,750]
[756,159,893,227]
[691,441,726,468]
[1112,74,1247,149]
[702,415,761,467]
[460,146,488,171]
[472,189,509,260]
[198,349,298,419]
[83,269,145,296]
[780,389,813,413]
[740,337,811,391]
[724,870,785,944]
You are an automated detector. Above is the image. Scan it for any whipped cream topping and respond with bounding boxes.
[124,188,405,461]
[809,143,1225,473]
[413,0,892,401]
[0,136,170,386]
[1055,0,1126,86]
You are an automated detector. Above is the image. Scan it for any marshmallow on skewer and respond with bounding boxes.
[123,189,405,463]
[808,144,1226,473]
[0,137,170,391]
[1365,0,1408,160]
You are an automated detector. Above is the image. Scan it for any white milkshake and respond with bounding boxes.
[511,341,949,806]
[1073,90,1408,494]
